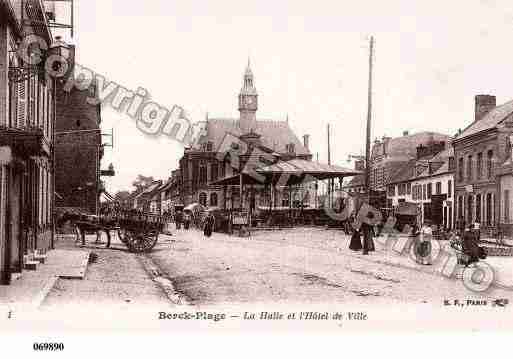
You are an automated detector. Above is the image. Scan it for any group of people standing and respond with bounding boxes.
[171,210,191,230]
[168,209,215,238]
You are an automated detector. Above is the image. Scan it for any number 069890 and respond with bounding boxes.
[33,343,64,351]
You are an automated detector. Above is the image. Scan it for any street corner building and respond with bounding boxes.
[178,60,315,211]
[452,95,513,236]
[54,54,109,215]
[0,0,57,284]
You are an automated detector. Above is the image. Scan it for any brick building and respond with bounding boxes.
[178,61,312,210]
[344,131,450,207]
[54,41,111,215]
[369,131,450,192]
[0,0,56,284]
[452,95,513,232]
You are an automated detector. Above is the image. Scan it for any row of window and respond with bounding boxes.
[199,192,218,207]
[197,190,311,208]
[458,150,493,182]
[201,141,297,155]
[389,180,453,200]
[456,193,494,226]
[193,161,227,185]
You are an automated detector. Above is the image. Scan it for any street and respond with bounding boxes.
[148,227,513,306]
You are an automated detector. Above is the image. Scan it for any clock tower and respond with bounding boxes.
[238,59,258,133]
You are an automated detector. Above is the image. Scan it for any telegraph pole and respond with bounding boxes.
[364,36,374,201]
[327,123,332,207]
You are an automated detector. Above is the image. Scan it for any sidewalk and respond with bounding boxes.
[1,231,174,312]
[40,232,172,309]
[0,236,90,310]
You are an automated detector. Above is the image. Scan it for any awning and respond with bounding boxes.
[211,159,362,187]
[184,203,205,212]
[100,190,115,202]
[257,159,362,180]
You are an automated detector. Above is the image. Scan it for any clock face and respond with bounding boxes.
[245,97,253,105]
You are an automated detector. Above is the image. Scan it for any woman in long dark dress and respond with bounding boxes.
[203,212,215,238]
[361,221,375,255]
[349,228,363,251]
[183,212,191,230]
[361,210,376,254]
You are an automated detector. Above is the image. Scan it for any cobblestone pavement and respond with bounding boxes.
[149,227,513,306]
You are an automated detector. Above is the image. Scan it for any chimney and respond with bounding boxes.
[475,95,496,122]
[416,144,427,159]
[303,134,310,150]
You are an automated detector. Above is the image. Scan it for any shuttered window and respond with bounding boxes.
[17,80,27,128]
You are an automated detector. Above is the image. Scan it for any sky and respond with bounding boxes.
[54,0,513,194]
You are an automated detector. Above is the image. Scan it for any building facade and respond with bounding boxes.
[497,154,513,236]
[369,131,450,192]
[452,95,513,232]
[387,142,454,229]
[178,61,312,211]
[54,64,105,214]
[0,0,56,284]
[345,131,450,206]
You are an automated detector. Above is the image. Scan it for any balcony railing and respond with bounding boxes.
[0,124,50,157]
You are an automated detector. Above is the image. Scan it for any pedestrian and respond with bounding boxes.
[361,211,375,255]
[474,221,481,241]
[462,224,481,266]
[415,222,433,265]
[183,212,191,230]
[203,211,215,238]
[349,227,362,251]
[175,210,183,230]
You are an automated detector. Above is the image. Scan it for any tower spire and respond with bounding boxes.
[239,59,258,133]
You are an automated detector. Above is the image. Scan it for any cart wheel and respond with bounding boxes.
[128,231,159,253]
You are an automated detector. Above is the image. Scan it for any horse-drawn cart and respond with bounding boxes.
[114,210,164,253]
[63,207,165,253]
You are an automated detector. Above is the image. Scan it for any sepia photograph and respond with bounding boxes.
[1,0,513,353]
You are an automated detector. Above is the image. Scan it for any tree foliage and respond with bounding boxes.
[132,175,155,190]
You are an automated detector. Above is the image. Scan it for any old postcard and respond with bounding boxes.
[1,0,512,354]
